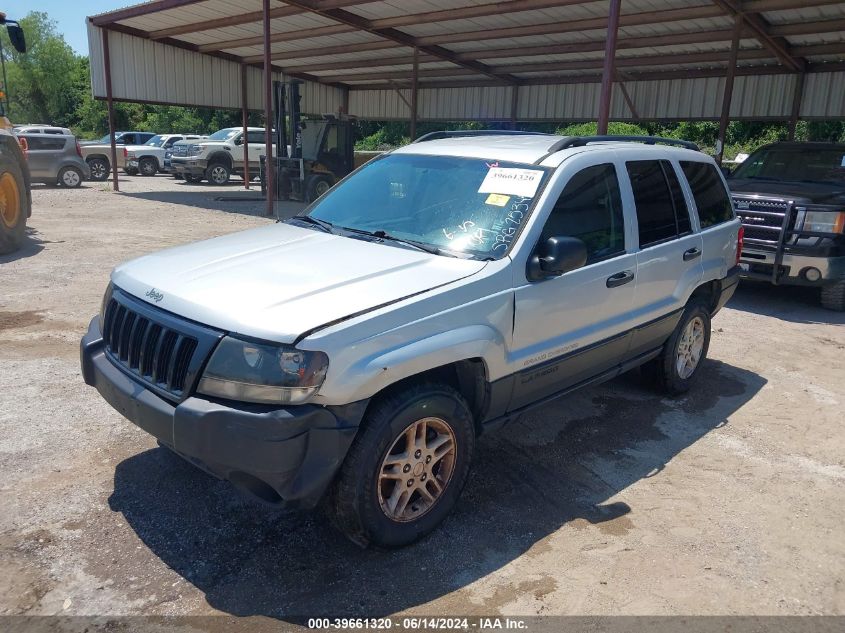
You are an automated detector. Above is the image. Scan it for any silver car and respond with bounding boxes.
[17,133,90,188]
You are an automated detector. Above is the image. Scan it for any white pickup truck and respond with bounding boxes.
[124,134,205,176]
[170,127,274,184]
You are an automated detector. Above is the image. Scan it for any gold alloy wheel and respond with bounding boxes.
[676,316,705,379]
[0,171,21,229]
[378,417,457,522]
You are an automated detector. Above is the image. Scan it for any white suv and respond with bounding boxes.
[81,132,741,548]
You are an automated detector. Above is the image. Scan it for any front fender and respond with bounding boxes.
[332,324,507,403]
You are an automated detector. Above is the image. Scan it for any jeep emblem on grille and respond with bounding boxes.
[145,288,164,303]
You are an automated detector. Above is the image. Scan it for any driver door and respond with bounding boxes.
[509,160,638,411]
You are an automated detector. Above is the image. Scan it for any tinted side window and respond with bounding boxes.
[661,160,692,235]
[626,160,678,247]
[681,161,734,228]
[540,163,625,263]
[25,135,66,151]
[247,131,264,144]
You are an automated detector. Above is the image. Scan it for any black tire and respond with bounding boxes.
[138,157,158,177]
[821,280,845,312]
[0,156,27,255]
[124,167,138,176]
[87,157,110,182]
[183,174,202,183]
[305,174,333,203]
[206,162,230,185]
[58,166,83,188]
[642,300,711,395]
[325,382,475,549]
[173,173,183,180]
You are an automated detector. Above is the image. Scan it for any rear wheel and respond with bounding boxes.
[138,157,158,177]
[325,383,475,549]
[0,159,26,255]
[206,162,230,185]
[124,167,138,176]
[87,157,109,182]
[820,280,845,311]
[643,301,711,395]
[58,166,83,188]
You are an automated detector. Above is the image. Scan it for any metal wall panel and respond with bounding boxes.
[802,71,845,118]
[88,24,343,115]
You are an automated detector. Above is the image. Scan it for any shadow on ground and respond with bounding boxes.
[0,227,62,264]
[109,359,764,620]
[728,280,845,325]
[119,186,305,221]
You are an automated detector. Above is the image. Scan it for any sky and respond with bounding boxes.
[26,1,130,54]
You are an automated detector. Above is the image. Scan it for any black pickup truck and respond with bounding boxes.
[727,142,845,311]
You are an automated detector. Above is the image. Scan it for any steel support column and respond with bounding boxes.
[787,72,805,140]
[262,0,274,217]
[716,15,743,165]
[101,29,120,192]
[510,85,519,129]
[241,64,250,189]
[597,0,621,135]
[410,47,419,141]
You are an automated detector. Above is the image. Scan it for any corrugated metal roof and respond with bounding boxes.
[88,0,845,121]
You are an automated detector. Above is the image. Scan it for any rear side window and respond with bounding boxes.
[540,163,625,263]
[681,161,734,228]
[24,136,66,151]
[626,160,679,247]
[662,160,692,235]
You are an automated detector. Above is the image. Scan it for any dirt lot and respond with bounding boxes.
[1,174,843,621]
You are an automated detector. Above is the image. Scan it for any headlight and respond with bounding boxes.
[197,336,328,405]
[804,210,845,234]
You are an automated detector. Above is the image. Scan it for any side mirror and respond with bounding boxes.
[7,25,26,54]
[526,236,588,281]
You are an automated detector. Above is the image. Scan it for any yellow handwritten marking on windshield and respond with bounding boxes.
[485,193,510,207]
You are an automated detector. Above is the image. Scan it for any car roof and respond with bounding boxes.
[393,134,707,166]
[758,141,845,150]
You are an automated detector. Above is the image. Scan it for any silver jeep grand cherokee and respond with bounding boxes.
[81,132,742,548]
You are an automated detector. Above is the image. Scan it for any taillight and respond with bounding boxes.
[123,147,128,158]
[17,136,28,159]
[736,225,744,265]
[75,140,82,157]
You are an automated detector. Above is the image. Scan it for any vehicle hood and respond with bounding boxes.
[124,144,163,155]
[112,223,487,344]
[729,178,845,205]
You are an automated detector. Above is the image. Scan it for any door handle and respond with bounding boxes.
[683,247,702,261]
[606,270,634,288]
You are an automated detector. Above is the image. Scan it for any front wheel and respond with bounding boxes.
[820,280,845,312]
[643,301,711,394]
[325,383,475,549]
[138,157,158,177]
[206,162,230,185]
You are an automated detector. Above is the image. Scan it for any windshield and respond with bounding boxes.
[208,128,240,141]
[144,135,165,146]
[301,154,551,259]
[733,146,845,185]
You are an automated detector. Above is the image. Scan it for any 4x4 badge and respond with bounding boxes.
[145,288,164,303]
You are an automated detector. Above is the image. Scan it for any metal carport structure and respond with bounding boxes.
[87,0,845,213]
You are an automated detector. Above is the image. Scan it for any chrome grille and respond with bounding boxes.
[732,197,792,244]
[101,289,222,401]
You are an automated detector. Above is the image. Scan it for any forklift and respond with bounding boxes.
[261,80,356,203]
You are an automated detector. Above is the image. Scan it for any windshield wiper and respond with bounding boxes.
[339,227,443,255]
[290,215,334,233]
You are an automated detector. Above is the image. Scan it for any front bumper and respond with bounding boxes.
[171,157,207,177]
[739,251,845,286]
[80,317,365,509]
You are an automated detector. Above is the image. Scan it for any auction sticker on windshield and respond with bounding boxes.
[478,167,544,198]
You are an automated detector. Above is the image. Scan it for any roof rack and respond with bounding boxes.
[413,130,551,144]
[547,135,700,153]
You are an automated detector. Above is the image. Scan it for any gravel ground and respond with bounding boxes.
[1,174,843,622]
